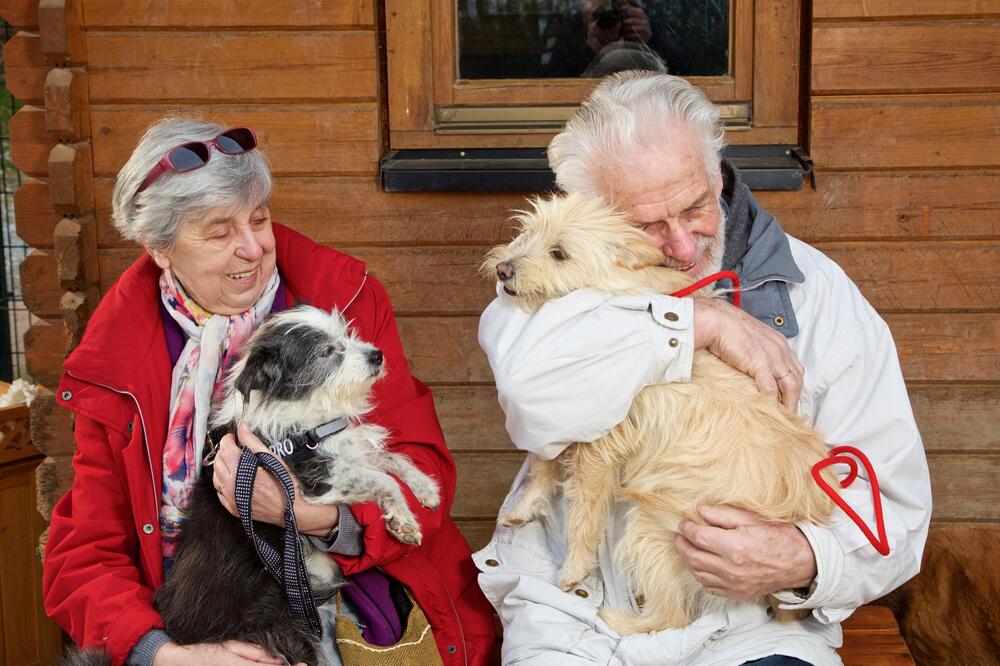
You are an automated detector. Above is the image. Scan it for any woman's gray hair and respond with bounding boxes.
[548,71,727,195]
[111,117,272,250]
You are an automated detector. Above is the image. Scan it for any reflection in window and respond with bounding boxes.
[458,1,729,80]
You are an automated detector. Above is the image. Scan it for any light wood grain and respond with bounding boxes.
[89,106,380,177]
[2,31,48,105]
[810,94,1000,169]
[86,32,377,102]
[9,106,54,178]
[82,0,374,28]
[813,21,1000,93]
[815,0,1000,19]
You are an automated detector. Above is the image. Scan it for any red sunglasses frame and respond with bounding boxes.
[136,127,258,194]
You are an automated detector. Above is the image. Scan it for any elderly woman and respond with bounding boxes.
[42,118,494,666]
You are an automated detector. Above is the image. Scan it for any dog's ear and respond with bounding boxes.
[235,348,283,404]
[614,238,663,271]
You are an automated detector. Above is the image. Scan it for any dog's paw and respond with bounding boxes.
[411,477,441,511]
[558,560,593,592]
[386,514,423,546]
[499,496,549,527]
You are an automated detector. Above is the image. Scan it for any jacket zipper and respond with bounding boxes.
[63,369,160,513]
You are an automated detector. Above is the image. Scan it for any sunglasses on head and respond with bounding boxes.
[136,127,258,194]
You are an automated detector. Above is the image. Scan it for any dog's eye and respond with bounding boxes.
[318,344,337,358]
[550,247,568,261]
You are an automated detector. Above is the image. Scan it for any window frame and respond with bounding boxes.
[386,0,802,149]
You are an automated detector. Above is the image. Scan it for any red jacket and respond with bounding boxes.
[44,224,495,665]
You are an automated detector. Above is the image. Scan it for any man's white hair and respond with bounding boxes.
[548,71,726,196]
[111,117,272,251]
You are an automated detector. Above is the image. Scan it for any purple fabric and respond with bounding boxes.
[159,278,405,645]
[341,568,404,646]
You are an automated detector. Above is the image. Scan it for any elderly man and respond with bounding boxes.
[476,72,931,665]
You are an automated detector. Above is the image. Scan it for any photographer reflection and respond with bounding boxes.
[541,0,688,78]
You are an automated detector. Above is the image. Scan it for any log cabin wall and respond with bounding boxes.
[0,0,997,649]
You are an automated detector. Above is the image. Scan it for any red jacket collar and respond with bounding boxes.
[62,222,369,394]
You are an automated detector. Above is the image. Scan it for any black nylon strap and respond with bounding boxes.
[234,447,323,637]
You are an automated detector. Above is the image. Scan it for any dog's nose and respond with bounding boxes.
[496,261,515,282]
[368,349,384,367]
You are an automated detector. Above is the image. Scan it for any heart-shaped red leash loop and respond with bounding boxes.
[812,446,889,556]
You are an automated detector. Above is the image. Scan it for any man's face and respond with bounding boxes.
[597,131,726,280]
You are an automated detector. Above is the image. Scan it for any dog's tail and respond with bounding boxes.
[59,648,112,666]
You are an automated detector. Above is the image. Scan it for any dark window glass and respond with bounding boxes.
[458,1,729,80]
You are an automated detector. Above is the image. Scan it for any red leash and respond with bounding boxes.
[669,269,741,308]
[670,271,890,556]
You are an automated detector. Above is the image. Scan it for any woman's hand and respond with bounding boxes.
[692,297,804,411]
[153,640,302,666]
[212,422,340,538]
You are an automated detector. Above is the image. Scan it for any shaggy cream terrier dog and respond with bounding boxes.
[484,193,835,635]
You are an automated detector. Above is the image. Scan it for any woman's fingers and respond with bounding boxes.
[221,640,285,664]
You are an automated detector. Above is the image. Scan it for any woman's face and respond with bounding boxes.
[151,203,277,315]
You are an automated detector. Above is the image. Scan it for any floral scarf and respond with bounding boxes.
[158,268,280,561]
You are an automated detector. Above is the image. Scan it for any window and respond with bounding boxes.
[386,0,800,148]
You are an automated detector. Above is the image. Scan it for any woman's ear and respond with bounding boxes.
[149,249,171,271]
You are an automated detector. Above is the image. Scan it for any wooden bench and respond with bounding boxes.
[488,605,913,665]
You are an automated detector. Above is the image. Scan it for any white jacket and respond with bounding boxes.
[475,236,931,665]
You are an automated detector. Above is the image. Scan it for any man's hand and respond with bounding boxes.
[675,505,816,602]
[153,640,301,666]
[693,297,804,411]
[212,422,340,538]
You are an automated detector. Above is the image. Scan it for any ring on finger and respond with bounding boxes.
[775,369,793,380]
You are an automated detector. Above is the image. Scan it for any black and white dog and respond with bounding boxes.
[65,306,440,666]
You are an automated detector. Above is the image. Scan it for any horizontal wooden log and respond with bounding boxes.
[927,452,1000,521]
[757,171,1000,240]
[910,384,1000,453]
[888,313,1000,382]
[455,519,496,552]
[820,241,1000,312]
[14,178,60,249]
[815,1,1000,19]
[812,20,1000,93]
[20,250,62,319]
[0,0,40,29]
[94,177,524,248]
[811,94,1000,169]
[90,106,379,177]
[9,105,55,177]
[24,320,66,389]
[95,241,1000,315]
[81,0,374,28]
[2,31,49,105]
[86,32,376,102]
[395,314,1000,384]
[44,67,89,140]
[28,388,75,458]
[452,452,523,519]
[434,386,510,453]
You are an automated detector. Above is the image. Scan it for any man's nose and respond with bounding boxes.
[656,223,699,263]
[496,261,515,282]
